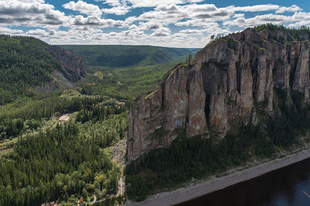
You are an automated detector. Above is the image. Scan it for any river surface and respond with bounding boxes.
[176,158,310,206]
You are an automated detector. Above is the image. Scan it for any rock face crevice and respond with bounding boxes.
[127,28,310,161]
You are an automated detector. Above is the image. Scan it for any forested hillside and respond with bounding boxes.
[0,94,128,205]
[79,61,180,99]
[0,33,190,205]
[0,35,86,105]
[60,45,198,67]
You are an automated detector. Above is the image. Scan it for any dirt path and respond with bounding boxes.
[117,167,125,197]
[73,196,100,206]
[111,138,126,164]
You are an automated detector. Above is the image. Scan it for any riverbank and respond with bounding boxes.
[126,146,310,206]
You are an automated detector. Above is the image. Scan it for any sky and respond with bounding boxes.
[0,0,309,48]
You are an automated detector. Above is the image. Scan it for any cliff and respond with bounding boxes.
[48,45,87,81]
[127,27,310,161]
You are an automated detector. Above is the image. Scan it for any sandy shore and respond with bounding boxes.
[126,147,310,206]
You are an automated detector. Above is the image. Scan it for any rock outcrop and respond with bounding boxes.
[48,45,87,81]
[127,28,310,161]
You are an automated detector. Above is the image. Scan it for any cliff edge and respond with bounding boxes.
[127,27,310,161]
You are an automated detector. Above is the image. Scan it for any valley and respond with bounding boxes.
[2,0,310,205]
[3,24,310,206]
[0,36,194,206]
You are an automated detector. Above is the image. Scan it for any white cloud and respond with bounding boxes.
[276,5,302,14]
[185,3,218,12]
[223,14,291,28]
[151,27,171,37]
[155,4,182,13]
[0,1,309,48]
[131,3,234,26]
[0,0,68,27]
[96,0,204,8]
[101,6,129,15]
[136,21,162,30]
[0,0,54,15]
[72,15,128,28]
[291,12,310,22]
[63,1,102,17]
[94,0,123,7]
[16,0,45,2]
[179,28,205,35]
[187,0,204,2]
[0,26,23,35]
[129,0,184,8]
[26,29,48,36]
[288,21,310,27]
[228,4,280,12]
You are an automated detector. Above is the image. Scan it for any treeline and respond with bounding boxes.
[76,103,126,123]
[254,23,310,41]
[79,112,128,149]
[126,89,310,201]
[60,45,196,68]
[266,89,310,147]
[126,124,275,201]
[0,122,121,206]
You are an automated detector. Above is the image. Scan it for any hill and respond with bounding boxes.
[0,35,87,105]
[126,25,310,201]
[59,45,199,67]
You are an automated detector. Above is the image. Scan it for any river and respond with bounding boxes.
[175,157,310,206]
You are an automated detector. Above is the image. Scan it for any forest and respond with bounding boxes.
[0,91,128,205]
[60,45,198,68]
[78,61,180,99]
[0,36,67,105]
[254,23,310,40]
[0,34,185,205]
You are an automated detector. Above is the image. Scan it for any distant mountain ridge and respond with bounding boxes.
[0,35,87,104]
[60,45,199,67]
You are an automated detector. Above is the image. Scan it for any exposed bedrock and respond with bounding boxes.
[127,28,310,161]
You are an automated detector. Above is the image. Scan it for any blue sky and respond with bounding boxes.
[0,0,309,47]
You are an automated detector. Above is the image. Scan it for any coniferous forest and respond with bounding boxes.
[0,95,128,205]
[0,34,185,205]
[0,35,64,105]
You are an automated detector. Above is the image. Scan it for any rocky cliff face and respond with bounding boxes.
[48,45,87,81]
[127,28,310,161]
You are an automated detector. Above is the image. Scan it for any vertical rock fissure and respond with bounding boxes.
[205,94,211,126]
[236,61,241,94]
[251,54,259,101]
